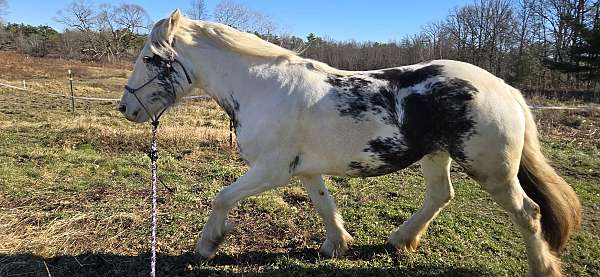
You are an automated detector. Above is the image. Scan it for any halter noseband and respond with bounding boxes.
[124,54,193,123]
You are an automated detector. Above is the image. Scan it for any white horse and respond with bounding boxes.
[119,10,581,276]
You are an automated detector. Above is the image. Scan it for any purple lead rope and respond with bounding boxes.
[149,120,160,277]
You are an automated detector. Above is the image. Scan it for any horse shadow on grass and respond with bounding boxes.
[0,244,493,277]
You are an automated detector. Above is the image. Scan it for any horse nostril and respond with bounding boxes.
[118,104,127,113]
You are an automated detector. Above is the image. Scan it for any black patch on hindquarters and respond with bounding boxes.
[289,154,301,173]
[326,75,399,125]
[348,78,478,176]
[370,65,444,90]
[401,78,478,162]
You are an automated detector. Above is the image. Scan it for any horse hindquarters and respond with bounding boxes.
[456,88,580,277]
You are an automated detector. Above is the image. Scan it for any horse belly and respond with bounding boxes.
[344,136,423,177]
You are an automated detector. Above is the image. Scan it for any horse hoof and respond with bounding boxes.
[195,244,217,260]
[194,247,216,260]
[320,232,353,258]
[320,238,349,258]
[388,231,421,252]
[195,235,224,260]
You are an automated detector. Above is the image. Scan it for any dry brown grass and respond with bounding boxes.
[0,52,234,260]
[0,51,129,80]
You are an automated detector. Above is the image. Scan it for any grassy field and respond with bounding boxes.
[0,52,599,276]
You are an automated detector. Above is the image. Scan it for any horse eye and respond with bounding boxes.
[143,56,152,63]
[153,55,165,64]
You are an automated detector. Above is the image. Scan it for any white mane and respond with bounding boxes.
[149,14,352,76]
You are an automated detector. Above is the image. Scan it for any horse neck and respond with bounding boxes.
[187,46,297,104]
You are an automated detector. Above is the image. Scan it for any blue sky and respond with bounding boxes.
[4,0,472,42]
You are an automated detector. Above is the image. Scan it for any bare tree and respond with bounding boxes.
[188,0,208,20]
[55,0,151,61]
[55,0,97,33]
[422,20,449,59]
[55,0,100,59]
[96,3,151,61]
[114,3,152,33]
[213,0,278,34]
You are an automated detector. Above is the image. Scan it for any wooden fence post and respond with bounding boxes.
[68,69,75,115]
[229,119,233,147]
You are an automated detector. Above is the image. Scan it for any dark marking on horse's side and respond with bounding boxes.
[231,96,240,112]
[326,65,443,125]
[326,76,372,121]
[401,78,478,162]
[370,65,444,90]
[371,88,399,125]
[289,154,301,173]
[348,134,414,177]
[348,77,478,176]
[217,94,242,131]
[327,75,402,125]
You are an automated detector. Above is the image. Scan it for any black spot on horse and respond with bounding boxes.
[289,154,301,173]
[327,66,443,126]
[369,88,399,125]
[327,75,399,125]
[400,78,478,162]
[370,65,443,90]
[217,94,242,130]
[348,78,478,176]
[231,96,240,112]
[326,76,372,93]
[326,75,373,121]
[349,135,415,177]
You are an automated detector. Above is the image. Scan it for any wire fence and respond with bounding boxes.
[1,77,598,112]
[0,80,210,102]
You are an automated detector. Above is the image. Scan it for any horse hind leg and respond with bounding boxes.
[459,135,562,276]
[479,176,561,276]
[388,152,453,252]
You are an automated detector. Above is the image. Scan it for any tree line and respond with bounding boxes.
[285,0,599,94]
[0,0,150,62]
[0,0,598,95]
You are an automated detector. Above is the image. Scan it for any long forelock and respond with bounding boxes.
[148,19,178,59]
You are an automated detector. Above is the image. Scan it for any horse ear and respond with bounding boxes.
[166,9,183,42]
[169,9,183,26]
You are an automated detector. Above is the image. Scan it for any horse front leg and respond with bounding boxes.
[300,175,353,257]
[196,166,290,259]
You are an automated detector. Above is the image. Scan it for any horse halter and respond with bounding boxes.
[124,54,193,123]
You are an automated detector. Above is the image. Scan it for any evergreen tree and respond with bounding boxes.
[545,19,600,82]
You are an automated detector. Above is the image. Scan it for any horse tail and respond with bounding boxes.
[512,89,582,253]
